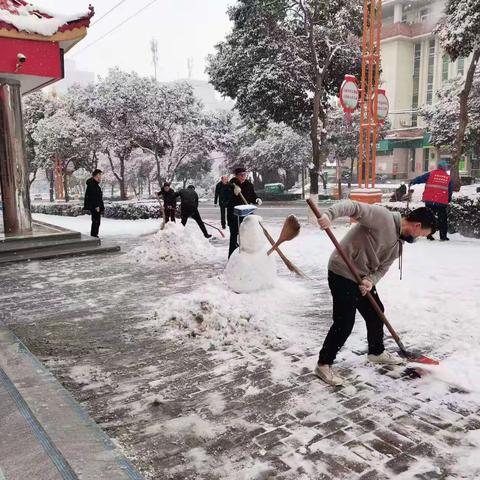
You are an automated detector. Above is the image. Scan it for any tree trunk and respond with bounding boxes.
[119,157,127,200]
[63,171,70,203]
[451,48,480,190]
[310,79,321,195]
[349,156,355,189]
[47,169,54,202]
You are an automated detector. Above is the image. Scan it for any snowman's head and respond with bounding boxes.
[239,215,266,254]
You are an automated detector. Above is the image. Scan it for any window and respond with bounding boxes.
[412,43,421,126]
[410,149,416,172]
[442,55,449,82]
[423,149,430,172]
[420,8,430,22]
[426,39,435,104]
[458,57,465,76]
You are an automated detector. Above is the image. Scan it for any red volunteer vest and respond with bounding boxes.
[422,169,450,204]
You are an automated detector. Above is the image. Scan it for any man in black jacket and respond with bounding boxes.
[176,185,211,238]
[84,169,104,238]
[214,175,230,229]
[227,167,262,257]
[157,182,177,223]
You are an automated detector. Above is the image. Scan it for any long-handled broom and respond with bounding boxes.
[306,198,439,367]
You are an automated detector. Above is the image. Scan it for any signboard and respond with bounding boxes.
[339,75,359,113]
[373,89,389,123]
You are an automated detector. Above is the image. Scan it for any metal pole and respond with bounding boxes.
[358,0,370,188]
[0,79,32,235]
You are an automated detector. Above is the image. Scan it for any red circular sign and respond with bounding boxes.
[339,75,359,113]
[372,89,389,123]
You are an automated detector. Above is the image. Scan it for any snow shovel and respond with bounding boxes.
[306,197,439,367]
[267,215,301,255]
[204,221,225,238]
[237,191,308,279]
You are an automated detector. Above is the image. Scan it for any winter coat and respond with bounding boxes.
[411,170,453,205]
[227,177,258,208]
[323,201,403,286]
[158,188,177,207]
[84,178,104,212]
[176,187,199,211]
[214,181,230,206]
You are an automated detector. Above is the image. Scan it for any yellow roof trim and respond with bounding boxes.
[0,26,87,45]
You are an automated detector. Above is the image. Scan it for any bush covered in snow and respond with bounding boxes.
[31,201,163,220]
[386,196,480,238]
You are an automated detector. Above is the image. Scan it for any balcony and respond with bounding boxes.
[381,21,437,40]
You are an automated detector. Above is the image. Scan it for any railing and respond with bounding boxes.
[381,21,437,40]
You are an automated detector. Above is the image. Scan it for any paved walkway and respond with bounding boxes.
[0,235,479,479]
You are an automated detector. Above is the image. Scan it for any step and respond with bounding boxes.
[0,236,100,254]
[0,243,121,264]
[0,325,142,479]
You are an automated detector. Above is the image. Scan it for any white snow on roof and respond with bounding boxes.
[0,2,89,36]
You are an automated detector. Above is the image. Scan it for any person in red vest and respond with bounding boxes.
[410,160,453,241]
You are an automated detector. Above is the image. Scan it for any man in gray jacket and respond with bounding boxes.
[315,201,436,386]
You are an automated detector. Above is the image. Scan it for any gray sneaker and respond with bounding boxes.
[367,351,405,365]
[314,364,344,386]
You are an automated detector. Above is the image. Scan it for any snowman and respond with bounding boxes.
[224,213,277,293]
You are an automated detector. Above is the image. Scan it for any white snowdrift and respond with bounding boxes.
[142,275,310,351]
[129,221,223,266]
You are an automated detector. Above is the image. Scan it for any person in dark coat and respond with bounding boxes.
[84,169,104,238]
[227,167,262,257]
[175,185,211,238]
[214,175,230,229]
[157,182,177,223]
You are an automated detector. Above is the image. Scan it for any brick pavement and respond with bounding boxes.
[0,238,479,479]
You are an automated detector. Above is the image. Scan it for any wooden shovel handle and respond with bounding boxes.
[306,198,404,348]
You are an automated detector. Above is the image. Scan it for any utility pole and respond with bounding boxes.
[150,38,158,80]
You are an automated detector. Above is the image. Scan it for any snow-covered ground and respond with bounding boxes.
[30,207,480,478]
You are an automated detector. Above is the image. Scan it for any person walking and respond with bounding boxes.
[410,160,453,241]
[315,201,436,386]
[176,185,211,238]
[227,167,262,257]
[157,182,177,223]
[84,169,104,238]
[214,175,230,229]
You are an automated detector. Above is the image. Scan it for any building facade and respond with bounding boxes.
[378,0,475,180]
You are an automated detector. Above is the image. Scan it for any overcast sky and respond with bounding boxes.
[34,0,233,81]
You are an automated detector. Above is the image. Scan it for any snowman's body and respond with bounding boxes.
[225,215,277,293]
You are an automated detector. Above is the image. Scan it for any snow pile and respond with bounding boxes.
[129,222,223,266]
[143,275,310,350]
[0,2,90,37]
[225,215,277,293]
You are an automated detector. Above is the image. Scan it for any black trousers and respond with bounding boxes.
[227,208,244,257]
[181,208,209,237]
[426,203,448,240]
[318,271,385,365]
[164,205,176,223]
[219,204,227,229]
[90,210,101,237]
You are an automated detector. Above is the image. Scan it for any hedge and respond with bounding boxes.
[32,201,162,220]
[386,196,480,239]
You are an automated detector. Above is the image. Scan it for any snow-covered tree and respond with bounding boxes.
[23,91,58,187]
[207,0,362,194]
[420,75,480,157]
[135,81,224,186]
[33,108,95,202]
[434,0,480,187]
[86,68,148,200]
